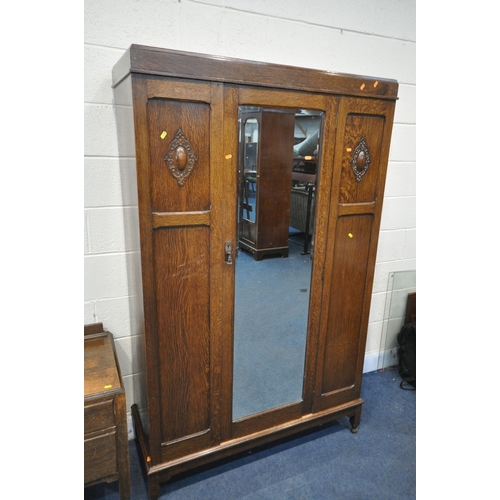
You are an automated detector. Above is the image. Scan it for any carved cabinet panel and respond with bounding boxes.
[313,97,395,413]
[113,45,397,500]
[127,76,226,465]
[338,98,394,205]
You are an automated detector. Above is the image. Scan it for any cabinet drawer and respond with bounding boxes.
[84,431,117,484]
[84,400,115,434]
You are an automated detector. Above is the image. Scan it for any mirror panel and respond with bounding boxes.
[233,106,323,421]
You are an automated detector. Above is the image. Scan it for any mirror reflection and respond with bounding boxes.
[241,117,259,223]
[233,106,323,420]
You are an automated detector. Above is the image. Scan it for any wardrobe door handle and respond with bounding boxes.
[225,241,233,265]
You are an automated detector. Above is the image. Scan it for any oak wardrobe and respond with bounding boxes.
[112,44,398,499]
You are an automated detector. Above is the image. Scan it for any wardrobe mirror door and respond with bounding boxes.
[233,106,323,421]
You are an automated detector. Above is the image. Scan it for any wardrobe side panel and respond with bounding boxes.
[113,75,150,438]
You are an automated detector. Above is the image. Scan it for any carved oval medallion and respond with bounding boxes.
[175,146,187,171]
[356,150,366,170]
[350,137,371,183]
[164,129,199,187]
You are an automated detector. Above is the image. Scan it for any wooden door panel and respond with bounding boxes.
[321,215,373,396]
[337,98,393,205]
[339,113,385,204]
[154,227,211,444]
[313,96,396,413]
[132,77,225,462]
[147,98,210,212]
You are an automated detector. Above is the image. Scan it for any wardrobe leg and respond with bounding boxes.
[349,406,362,434]
[148,476,160,500]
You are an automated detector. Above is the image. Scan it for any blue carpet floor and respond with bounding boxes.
[233,236,312,419]
[84,368,416,499]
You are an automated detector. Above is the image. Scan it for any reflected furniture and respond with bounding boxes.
[290,156,317,254]
[112,44,398,500]
[84,323,130,499]
[290,182,315,254]
[239,107,295,260]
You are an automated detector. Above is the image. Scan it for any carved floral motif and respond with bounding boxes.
[164,129,198,187]
[350,137,371,182]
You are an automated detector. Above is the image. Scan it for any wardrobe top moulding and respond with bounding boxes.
[112,44,398,99]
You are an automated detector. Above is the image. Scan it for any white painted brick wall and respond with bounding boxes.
[84,0,416,426]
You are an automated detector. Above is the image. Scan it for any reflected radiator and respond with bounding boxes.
[290,187,315,235]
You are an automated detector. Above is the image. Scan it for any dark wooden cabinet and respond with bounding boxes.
[84,323,130,499]
[112,45,397,500]
[239,108,295,260]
